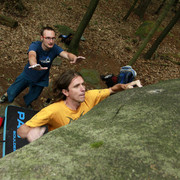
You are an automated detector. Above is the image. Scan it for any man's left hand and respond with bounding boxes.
[110,80,143,94]
[70,56,85,64]
[29,64,48,70]
[125,80,143,89]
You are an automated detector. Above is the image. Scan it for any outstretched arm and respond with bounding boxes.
[28,51,48,70]
[109,80,142,94]
[17,124,46,142]
[60,51,85,64]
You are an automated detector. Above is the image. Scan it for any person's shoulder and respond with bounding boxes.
[86,89,98,94]
[28,41,41,53]
[43,101,64,111]
[85,90,99,98]
[53,44,64,51]
[85,89,110,97]
[30,41,41,45]
[29,41,41,48]
[52,43,59,48]
[86,89,109,94]
[34,101,61,117]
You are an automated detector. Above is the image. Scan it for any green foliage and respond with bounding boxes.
[125,46,132,52]
[89,20,98,26]
[132,38,138,44]
[67,6,72,10]
[159,53,172,60]
[177,52,180,58]
[135,21,154,39]
[94,21,98,25]
[6,77,12,83]
[135,21,163,40]
[61,2,73,10]
[156,53,180,65]
[90,141,104,148]
[80,69,101,88]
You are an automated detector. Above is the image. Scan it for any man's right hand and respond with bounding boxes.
[27,127,46,142]
[109,80,143,94]
[29,64,48,70]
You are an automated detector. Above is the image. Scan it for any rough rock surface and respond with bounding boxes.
[0,79,179,180]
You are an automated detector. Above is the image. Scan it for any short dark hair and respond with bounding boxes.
[41,26,55,36]
[53,70,83,101]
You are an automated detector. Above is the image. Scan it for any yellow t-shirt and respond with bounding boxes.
[25,89,110,131]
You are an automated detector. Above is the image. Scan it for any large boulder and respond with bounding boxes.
[0,79,179,180]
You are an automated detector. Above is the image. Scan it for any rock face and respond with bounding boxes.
[0,79,179,180]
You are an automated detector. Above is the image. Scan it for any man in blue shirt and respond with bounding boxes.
[0,26,85,108]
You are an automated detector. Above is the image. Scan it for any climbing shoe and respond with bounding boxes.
[0,94,8,103]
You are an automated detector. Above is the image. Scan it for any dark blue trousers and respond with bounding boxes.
[7,73,44,106]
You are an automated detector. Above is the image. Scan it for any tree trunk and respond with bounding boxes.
[68,0,99,54]
[123,0,139,21]
[128,0,175,66]
[155,0,179,14]
[134,0,152,19]
[145,6,180,59]
[155,0,166,15]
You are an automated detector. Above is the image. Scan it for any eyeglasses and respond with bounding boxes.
[43,36,56,41]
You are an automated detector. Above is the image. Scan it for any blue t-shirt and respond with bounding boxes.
[23,41,63,86]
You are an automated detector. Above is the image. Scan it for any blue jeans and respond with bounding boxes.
[7,73,44,106]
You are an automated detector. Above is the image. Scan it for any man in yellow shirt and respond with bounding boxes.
[17,70,142,142]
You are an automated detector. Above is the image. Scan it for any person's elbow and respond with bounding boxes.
[59,51,69,59]
[17,124,30,139]
[17,125,24,138]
